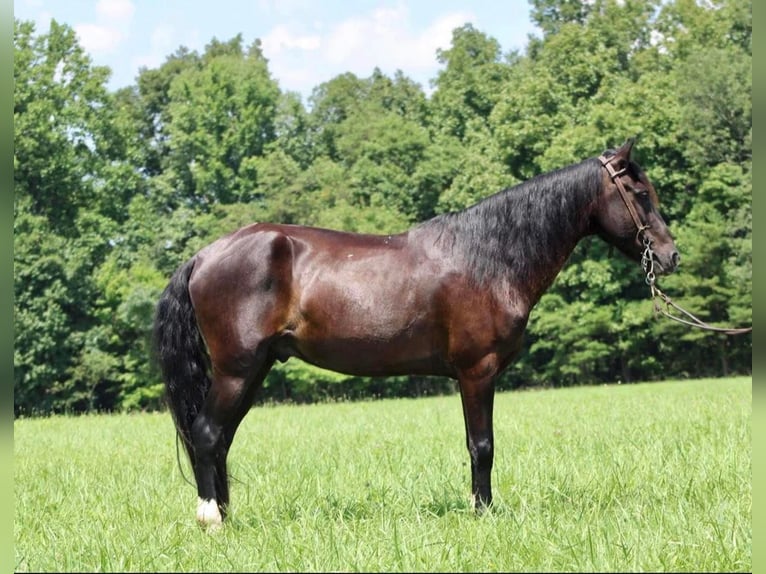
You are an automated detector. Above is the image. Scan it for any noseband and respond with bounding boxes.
[598,154,752,336]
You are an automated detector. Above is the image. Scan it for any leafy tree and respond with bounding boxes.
[335,108,430,222]
[14,208,75,413]
[14,19,116,231]
[657,162,752,376]
[530,0,593,35]
[435,129,516,213]
[13,0,751,414]
[271,91,314,169]
[129,46,201,178]
[160,38,280,208]
[308,72,371,161]
[676,47,751,168]
[14,19,139,413]
[430,24,511,142]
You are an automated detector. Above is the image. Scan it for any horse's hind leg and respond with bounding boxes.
[192,355,274,529]
[191,374,240,529]
[217,358,275,512]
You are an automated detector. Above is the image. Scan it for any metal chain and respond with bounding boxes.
[640,235,656,287]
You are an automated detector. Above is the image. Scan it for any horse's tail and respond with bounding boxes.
[153,258,211,466]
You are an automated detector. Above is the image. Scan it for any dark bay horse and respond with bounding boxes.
[154,139,679,528]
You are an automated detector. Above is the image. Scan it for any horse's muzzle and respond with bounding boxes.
[655,250,680,275]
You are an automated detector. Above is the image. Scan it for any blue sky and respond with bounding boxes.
[14,0,539,101]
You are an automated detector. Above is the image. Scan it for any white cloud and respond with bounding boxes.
[132,24,202,73]
[150,24,176,51]
[256,0,311,18]
[96,0,135,23]
[74,23,125,54]
[260,4,475,98]
[261,25,321,55]
[322,5,474,83]
[71,0,134,56]
[415,12,475,65]
[31,9,53,33]
[131,25,176,71]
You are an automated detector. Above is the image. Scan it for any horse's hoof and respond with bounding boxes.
[471,494,492,515]
[196,497,223,531]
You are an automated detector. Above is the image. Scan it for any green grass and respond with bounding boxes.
[15,377,751,572]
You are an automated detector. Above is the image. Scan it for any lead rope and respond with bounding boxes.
[640,237,752,335]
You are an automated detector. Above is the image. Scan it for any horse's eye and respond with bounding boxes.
[627,183,648,198]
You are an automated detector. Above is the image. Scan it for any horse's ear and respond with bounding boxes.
[613,137,636,162]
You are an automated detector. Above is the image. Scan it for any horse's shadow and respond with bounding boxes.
[228,488,511,530]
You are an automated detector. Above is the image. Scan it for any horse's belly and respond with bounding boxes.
[291,342,451,377]
[283,259,455,376]
[283,312,450,377]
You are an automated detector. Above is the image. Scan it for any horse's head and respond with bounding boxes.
[593,138,679,277]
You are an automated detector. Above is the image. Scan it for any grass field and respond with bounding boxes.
[14,377,751,572]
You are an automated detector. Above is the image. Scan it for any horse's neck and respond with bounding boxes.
[480,183,595,305]
[415,176,597,306]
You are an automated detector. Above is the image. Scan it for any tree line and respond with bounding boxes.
[13,0,751,415]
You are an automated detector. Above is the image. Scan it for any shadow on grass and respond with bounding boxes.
[419,496,472,517]
[227,485,516,530]
[419,497,514,519]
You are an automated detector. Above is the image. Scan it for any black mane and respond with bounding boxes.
[418,157,603,286]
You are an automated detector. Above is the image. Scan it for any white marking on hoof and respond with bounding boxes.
[196,497,223,530]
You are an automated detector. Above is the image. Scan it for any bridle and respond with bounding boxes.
[599,154,651,244]
[598,153,655,279]
[599,154,752,336]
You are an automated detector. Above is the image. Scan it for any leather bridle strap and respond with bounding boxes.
[598,154,650,241]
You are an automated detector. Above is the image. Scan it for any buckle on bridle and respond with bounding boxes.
[598,154,626,178]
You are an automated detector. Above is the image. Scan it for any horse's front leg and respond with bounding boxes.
[457,370,496,511]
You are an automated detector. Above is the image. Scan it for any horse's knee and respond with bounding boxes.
[470,437,494,468]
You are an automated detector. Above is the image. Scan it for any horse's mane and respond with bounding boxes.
[417,157,604,285]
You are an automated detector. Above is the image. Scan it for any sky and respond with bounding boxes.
[14,0,540,102]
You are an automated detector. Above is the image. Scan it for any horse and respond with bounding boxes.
[153,138,679,529]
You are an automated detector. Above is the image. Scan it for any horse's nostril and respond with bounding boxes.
[671,252,680,267]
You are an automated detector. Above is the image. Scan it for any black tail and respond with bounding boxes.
[153,258,211,467]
